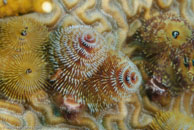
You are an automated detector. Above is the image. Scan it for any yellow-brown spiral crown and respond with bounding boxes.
[140,13,194,50]
[0,52,50,102]
[0,16,49,53]
[78,51,142,112]
[136,13,194,95]
[49,25,108,95]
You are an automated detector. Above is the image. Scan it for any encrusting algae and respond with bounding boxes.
[0,0,194,130]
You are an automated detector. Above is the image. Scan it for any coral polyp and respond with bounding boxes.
[0,52,49,102]
[49,25,108,95]
[0,16,49,52]
[79,51,142,112]
[149,111,194,130]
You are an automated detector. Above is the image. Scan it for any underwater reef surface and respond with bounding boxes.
[0,0,194,130]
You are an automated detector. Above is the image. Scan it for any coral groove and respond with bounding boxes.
[74,0,112,33]
[30,91,65,125]
[102,0,128,49]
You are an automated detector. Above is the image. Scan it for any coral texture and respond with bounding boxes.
[0,100,37,130]
[59,0,194,50]
[25,0,63,28]
[0,0,194,130]
[149,111,194,130]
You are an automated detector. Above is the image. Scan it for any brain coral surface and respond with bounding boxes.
[0,0,194,130]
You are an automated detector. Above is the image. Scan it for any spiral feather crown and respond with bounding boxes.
[49,25,142,112]
[49,25,108,95]
[78,51,142,112]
